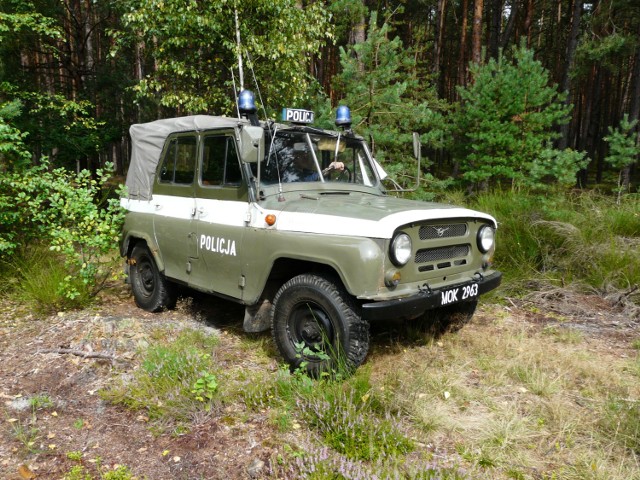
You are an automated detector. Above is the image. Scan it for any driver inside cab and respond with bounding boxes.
[292,143,344,182]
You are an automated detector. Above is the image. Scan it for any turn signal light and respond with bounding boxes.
[384,269,401,287]
[265,214,276,226]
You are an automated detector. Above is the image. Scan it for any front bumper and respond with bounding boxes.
[361,271,502,321]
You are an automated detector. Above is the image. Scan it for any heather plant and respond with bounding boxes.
[270,446,468,479]
[240,364,416,474]
[298,387,414,460]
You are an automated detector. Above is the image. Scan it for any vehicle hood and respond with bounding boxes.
[252,192,497,239]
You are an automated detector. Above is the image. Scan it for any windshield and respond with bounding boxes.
[256,130,379,187]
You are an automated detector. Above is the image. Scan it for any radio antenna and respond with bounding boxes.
[231,69,240,119]
[234,4,244,91]
[245,49,268,121]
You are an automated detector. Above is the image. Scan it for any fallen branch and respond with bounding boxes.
[38,348,123,363]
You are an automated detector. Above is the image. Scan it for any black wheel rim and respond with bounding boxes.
[287,301,336,361]
[136,257,155,298]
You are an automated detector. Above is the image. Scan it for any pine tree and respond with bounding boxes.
[332,11,448,190]
[604,114,640,203]
[453,45,587,191]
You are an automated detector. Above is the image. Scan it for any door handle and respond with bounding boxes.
[197,207,207,217]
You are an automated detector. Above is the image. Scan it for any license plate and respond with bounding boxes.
[440,283,479,306]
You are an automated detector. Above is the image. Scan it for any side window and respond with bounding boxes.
[202,135,242,186]
[159,135,196,184]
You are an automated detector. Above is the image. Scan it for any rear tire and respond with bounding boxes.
[129,243,177,312]
[271,273,369,376]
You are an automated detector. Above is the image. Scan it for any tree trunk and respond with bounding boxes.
[352,11,366,72]
[524,0,534,47]
[500,0,519,50]
[488,0,502,59]
[472,0,484,65]
[433,0,447,96]
[458,0,470,89]
[558,0,583,150]
[621,23,640,192]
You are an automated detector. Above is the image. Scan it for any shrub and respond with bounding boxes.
[0,161,124,303]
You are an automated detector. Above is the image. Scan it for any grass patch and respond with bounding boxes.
[470,191,640,298]
[237,365,466,477]
[380,316,640,479]
[63,456,137,480]
[298,386,413,460]
[1,245,95,312]
[601,396,640,455]
[100,328,219,431]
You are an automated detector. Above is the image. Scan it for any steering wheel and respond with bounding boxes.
[335,166,352,182]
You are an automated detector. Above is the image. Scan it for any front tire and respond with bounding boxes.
[271,273,369,376]
[129,243,177,312]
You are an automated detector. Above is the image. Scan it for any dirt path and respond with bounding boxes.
[1,285,637,479]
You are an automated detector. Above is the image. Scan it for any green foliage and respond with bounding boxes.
[101,328,219,427]
[10,417,40,454]
[575,31,638,75]
[0,6,103,170]
[0,161,124,303]
[63,463,136,480]
[0,6,62,41]
[0,99,31,170]
[453,45,586,190]
[113,0,331,115]
[67,451,83,462]
[604,114,640,170]
[331,11,448,188]
[63,466,92,480]
[29,394,53,409]
[11,89,105,170]
[192,372,218,402]
[327,0,368,43]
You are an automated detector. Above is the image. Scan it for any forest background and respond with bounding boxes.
[1,0,639,187]
[0,0,639,305]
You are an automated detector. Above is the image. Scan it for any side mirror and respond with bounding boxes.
[383,132,421,192]
[412,131,421,159]
[239,125,264,163]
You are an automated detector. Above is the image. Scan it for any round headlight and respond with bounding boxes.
[390,233,412,266]
[477,225,495,253]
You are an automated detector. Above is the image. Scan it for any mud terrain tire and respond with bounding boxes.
[271,273,369,376]
[129,243,177,312]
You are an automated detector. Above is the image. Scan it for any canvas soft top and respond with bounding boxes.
[125,115,245,200]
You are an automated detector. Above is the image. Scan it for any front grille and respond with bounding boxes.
[419,223,467,240]
[415,244,470,264]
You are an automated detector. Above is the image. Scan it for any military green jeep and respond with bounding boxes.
[120,92,501,374]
